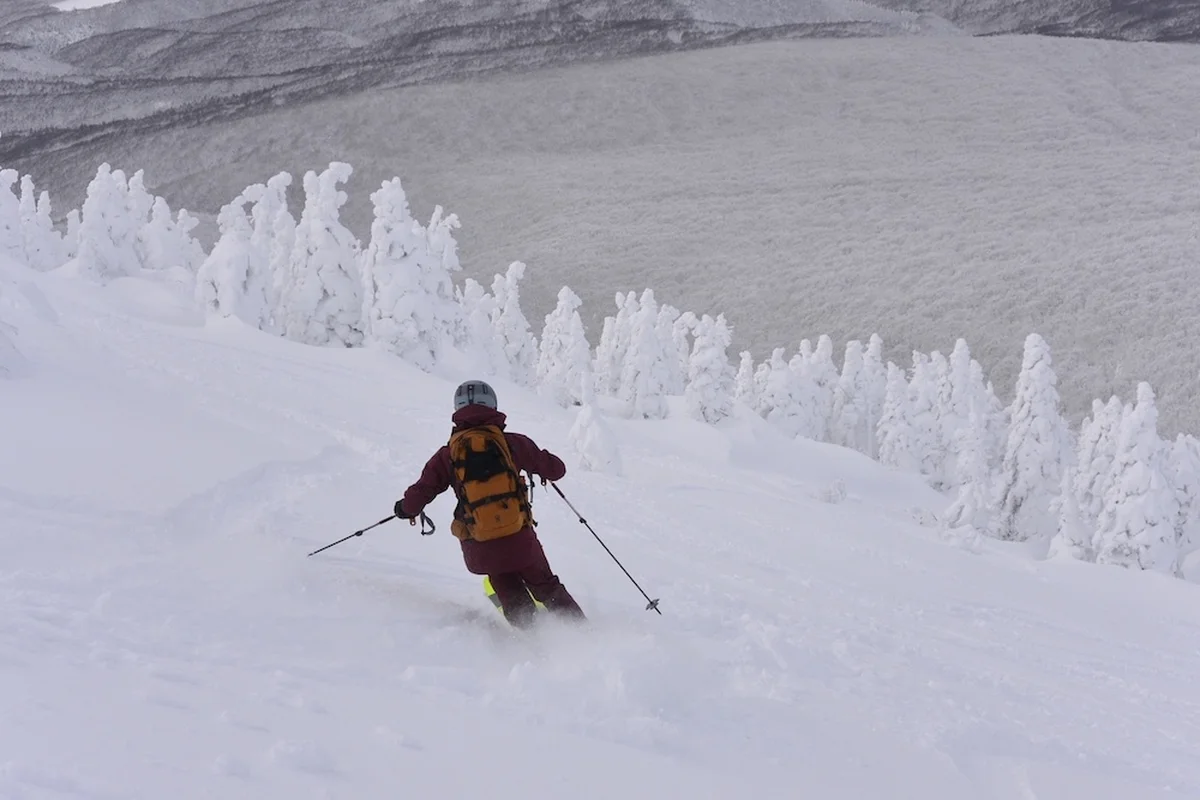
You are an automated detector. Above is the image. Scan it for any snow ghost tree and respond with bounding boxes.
[973,361,1008,473]
[927,350,958,488]
[759,348,820,438]
[788,351,826,441]
[991,334,1069,542]
[195,192,257,321]
[125,170,154,229]
[906,353,942,481]
[456,278,504,376]
[537,286,591,407]
[138,197,205,274]
[654,304,683,394]
[18,175,68,271]
[734,351,758,410]
[1048,466,1092,561]
[877,362,920,473]
[75,164,141,280]
[1095,383,1181,574]
[940,407,994,542]
[490,261,538,385]
[685,313,735,424]
[832,340,871,454]
[618,288,672,419]
[278,163,363,347]
[246,171,294,332]
[666,308,697,396]
[250,172,298,334]
[360,177,462,370]
[1074,396,1124,539]
[862,334,888,457]
[593,291,638,397]
[569,379,623,475]
[807,335,839,442]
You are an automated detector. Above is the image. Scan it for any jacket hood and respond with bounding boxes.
[451,405,507,430]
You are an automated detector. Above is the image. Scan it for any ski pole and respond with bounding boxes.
[550,482,661,614]
[307,512,435,557]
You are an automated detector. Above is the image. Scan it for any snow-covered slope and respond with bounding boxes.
[4,249,1200,798]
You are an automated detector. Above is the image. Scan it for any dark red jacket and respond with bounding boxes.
[402,406,566,575]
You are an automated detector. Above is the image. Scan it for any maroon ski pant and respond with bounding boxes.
[489,549,586,629]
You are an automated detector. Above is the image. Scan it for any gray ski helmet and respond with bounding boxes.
[453,379,497,411]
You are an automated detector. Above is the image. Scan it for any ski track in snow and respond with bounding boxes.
[3,259,1200,798]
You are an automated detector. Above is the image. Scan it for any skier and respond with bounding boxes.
[394,380,586,628]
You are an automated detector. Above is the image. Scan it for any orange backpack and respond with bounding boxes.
[448,425,532,541]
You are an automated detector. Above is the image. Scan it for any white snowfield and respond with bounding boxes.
[51,0,124,11]
[3,255,1200,799]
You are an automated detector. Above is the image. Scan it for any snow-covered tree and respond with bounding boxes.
[926,350,959,488]
[974,362,1008,473]
[360,177,462,370]
[832,340,871,453]
[788,351,827,441]
[75,164,141,280]
[195,192,256,320]
[618,288,672,419]
[247,171,294,332]
[278,162,363,347]
[758,347,822,438]
[18,176,68,271]
[862,334,888,458]
[991,333,1069,542]
[807,334,839,442]
[593,291,637,397]
[538,286,591,407]
[878,362,920,473]
[907,353,942,480]
[1048,466,1092,561]
[1074,396,1124,537]
[654,304,682,393]
[125,170,155,229]
[685,313,735,424]
[664,308,696,395]
[490,261,538,385]
[940,408,992,548]
[137,196,205,275]
[457,278,504,375]
[734,350,757,409]
[1095,382,1181,574]
[569,379,622,475]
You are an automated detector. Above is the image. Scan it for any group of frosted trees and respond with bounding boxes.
[1,165,206,278]
[928,334,1200,576]
[4,159,1197,576]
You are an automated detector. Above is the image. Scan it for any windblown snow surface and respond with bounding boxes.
[3,255,1200,799]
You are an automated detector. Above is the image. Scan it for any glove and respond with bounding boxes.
[394,499,414,520]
